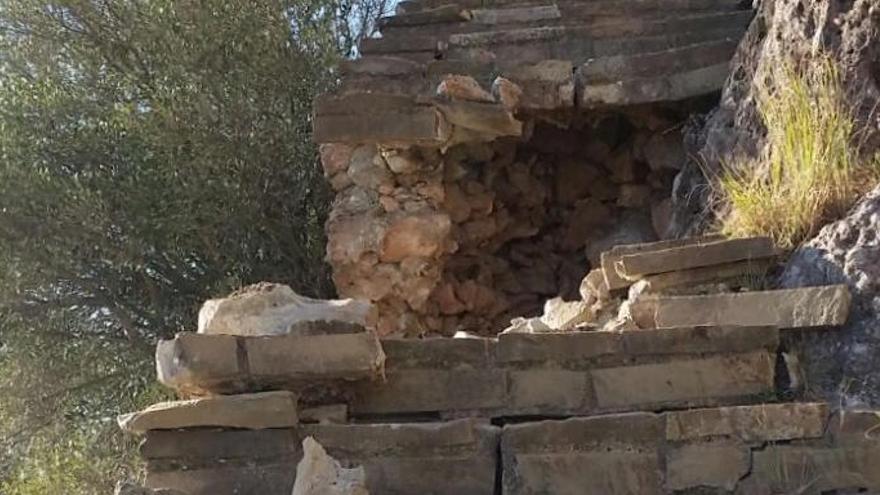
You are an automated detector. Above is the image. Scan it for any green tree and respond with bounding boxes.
[0,0,390,492]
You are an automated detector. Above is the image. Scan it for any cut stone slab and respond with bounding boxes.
[292,437,368,495]
[590,351,775,410]
[118,391,298,434]
[502,413,664,495]
[301,419,499,495]
[246,332,386,383]
[666,440,750,491]
[666,402,828,442]
[198,283,376,336]
[156,333,241,395]
[601,234,725,290]
[579,62,732,106]
[745,444,880,493]
[157,332,385,395]
[614,236,776,280]
[497,325,778,365]
[640,258,775,292]
[631,285,852,329]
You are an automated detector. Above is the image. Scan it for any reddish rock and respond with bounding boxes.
[380,213,452,263]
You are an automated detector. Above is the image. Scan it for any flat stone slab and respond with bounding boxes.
[613,236,776,280]
[157,331,385,395]
[601,235,725,290]
[502,413,665,495]
[118,391,298,434]
[666,440,750,491]
[590,351,775,410]
[666,402,828,442]
[631,285,852,329]
[641,258,774,292]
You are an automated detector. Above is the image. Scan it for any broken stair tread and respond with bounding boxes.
[446,11,753,47]
[118,391,299,434]
[631,285,852,329]
[613,235,776,279]
[397,0,745,15]
[579,62,731,106]
[640,258,774,292]
[156,331,385,395]
[577,38,739,84]
[601,234,725,290]
[665,402,829,442]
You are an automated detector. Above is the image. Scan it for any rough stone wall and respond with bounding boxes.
[324,109,696,336]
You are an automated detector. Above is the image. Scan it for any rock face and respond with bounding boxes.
[780,185,880,406]
[292,437,368,495]
[199,283,376,336]
[674,0,880,235]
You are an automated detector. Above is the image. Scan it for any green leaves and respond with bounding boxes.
[0,0,387,490]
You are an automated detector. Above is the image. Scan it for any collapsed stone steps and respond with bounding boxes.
[121,233,878,494]
[124,398,880,494]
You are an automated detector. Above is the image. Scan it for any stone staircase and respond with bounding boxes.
[119,235,880,495]
[315,0,753,145]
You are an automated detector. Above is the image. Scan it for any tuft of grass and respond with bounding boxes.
[718,58,880,248]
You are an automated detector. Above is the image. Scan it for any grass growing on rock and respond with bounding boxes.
[718,59,880,248]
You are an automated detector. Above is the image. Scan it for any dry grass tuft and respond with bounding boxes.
[717,59,880,249]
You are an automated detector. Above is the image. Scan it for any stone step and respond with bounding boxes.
[612,235,776,279]
[351,325,778,418]
[579,61,731,106]
[396,0,745,17]
[380,6,748,42]
[135,401,880,495]
[578,39,739,84]
[118,391,299,434]
[141,419,498,495]
[600,234,725,290]
[630,285,852,330]
[447,26,748,72]
[380,4,473,28]
[156,331,385,396]
[314,92,523,145]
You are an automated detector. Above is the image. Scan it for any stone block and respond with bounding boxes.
[380,337,496,368]
[580,62,732,106]
[497,331,621,364]
[746,445,880,493]
[246,332,386,383]
[141,429,298,461]
[577,38,738,84]
[146,463,295,495]
[613,236,775,279]
[351,368,507,415]
[641,258,774,292]
[666,402,828,442]
[118,391,298,434]
[632,285,852,329]
[300,404,348,424]
[303,419,499,495]
[507,369,592,415]
[600,235,725,290]
[827,410,880,445]
[502,414,664,495]
[590,351,775,410]
[620,325,778,356]
[156,333,242,395]
[435,99,523,138]
[498,326,777,366]
[666,440,750,491]
[471,5,561,25]
[313,108,451,146]
[198,283,375,336]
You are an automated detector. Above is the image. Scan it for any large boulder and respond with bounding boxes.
[673,0,880,235]
[198,283,376,336]
[780,185,880,406]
